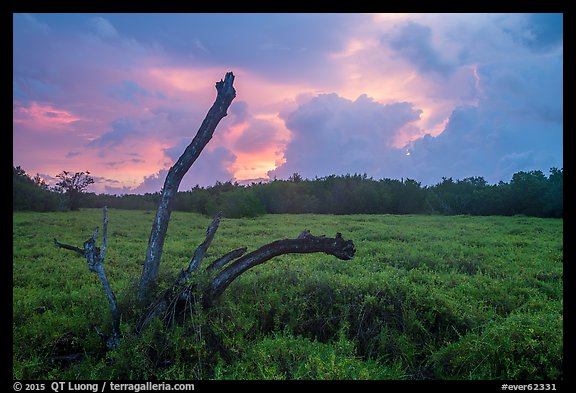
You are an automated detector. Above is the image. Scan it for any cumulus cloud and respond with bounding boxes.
[13,13,562,192]
[385,21,454,77]
[271,34,562,186]
[405,106,562,185]
[478,55,563,124]
[233,120,279,154]
[404,51,563,185]
[269,93,422,180]
[229,101,250,125]
[184,146,236,188]
[228,100,284,154]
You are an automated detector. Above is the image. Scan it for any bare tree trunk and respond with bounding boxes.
[54,73,357,352]
[139,72,236,302]
[54,207,120,349]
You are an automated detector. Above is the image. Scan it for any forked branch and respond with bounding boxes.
[54,74,357,353]
[137,213,355,332]
[203,230,355,307]
[54,206,120,349]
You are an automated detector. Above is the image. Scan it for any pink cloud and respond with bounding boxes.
[13,100,82,130]
[13,13,562,192]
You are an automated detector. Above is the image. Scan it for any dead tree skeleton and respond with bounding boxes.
[54,72,355,349]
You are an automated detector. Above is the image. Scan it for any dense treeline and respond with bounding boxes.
[13,166,563,218]
[13,166,60,212]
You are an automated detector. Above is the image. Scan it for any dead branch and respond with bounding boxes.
[55,207,120,350]
[54,239,85,256]
[203,231,355,307]
[137,212,355,332]
[137,212,224,333]
[176,212,222,285]
[206,247,248,273]
[53,74,357,355]
[140,72,237,302]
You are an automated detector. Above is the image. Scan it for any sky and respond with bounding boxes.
[13,13,563,194]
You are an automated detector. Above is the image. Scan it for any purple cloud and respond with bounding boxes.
[229,101,250,125]
[233,120,279,153]
[88,118,140,148]
[404,53,563,185]
[13,13,562,193]
[109,80,150,104]
[158,141,237,192]
[386,21,454,77]
[270,93,422,180]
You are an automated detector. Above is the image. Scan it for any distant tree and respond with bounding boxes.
[53,170,95,211]
[543,167,563,218]
[397,178,427,214]
[15,166,27,177]
[428,176,488,215]
[208,180,237,195]
[288,172,303,183]
[208,187,265,218]
[53,168,562,218]
[32,173,50,190]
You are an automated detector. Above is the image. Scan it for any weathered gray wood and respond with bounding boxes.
[206,247,248,273]
[203,231,355,307]
[53,238,85,256]
[138,212,224,332]
[176,212,222,285]
[138,227,355,331]
[55,207,120,349]
[139,72,236,302]
[54,74,358,352]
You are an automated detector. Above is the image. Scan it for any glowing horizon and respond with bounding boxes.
[14,13,562,194]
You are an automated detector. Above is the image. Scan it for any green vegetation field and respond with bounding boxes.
[13,209,563,380]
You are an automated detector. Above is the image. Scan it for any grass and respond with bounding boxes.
[13,209,563,380]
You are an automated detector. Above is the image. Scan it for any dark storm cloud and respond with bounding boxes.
[386,21,454,77]
[71,13,366,84]
[404,52,563,185]
[503,13,563,52]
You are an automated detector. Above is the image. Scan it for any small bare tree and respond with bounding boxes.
[54,72,355,350]
[53,170,95,211]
